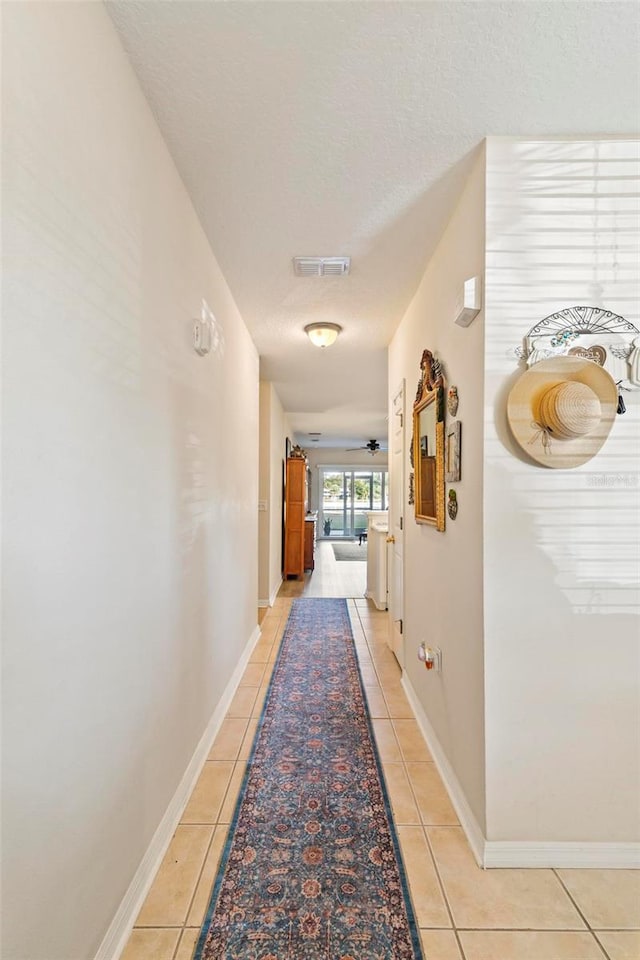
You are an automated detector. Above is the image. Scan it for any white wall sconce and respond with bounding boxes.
[193,315,212,356]
[194,300,224,356]
[304,322,342,348]
[454,277,482,327]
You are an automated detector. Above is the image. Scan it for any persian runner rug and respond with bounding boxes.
[195,598,424,960]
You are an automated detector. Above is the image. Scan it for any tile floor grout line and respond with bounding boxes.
[170,926,184,960]
[421,825,468,959]
[590,930,619,960]
[173,821,217,944]
[147,675,257,960]
[454,931,468,960]
[359,623,421,925]
[552,868,614,960]
[454,925,628,932]
[175,658,266,957]
[177,618,286,954]
[361,604,464,951]
[360,613,443,959]
[359,609,467,960]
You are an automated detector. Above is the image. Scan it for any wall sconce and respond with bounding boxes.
[193,300,224,357]
[304,322,342,348]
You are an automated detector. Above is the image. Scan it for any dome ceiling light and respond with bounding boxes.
[304,322,343,348]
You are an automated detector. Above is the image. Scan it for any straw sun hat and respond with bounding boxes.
[507,356,618,469]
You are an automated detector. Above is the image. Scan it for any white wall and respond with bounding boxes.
[388,150,487,831]
[389,139,640,855]
[258,382,272,603]
[258,382,290,605]
[484,139,640,843]
[2,5,259,959]
[270,397,290,599]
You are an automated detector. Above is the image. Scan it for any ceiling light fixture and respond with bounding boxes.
[304,322,342,348]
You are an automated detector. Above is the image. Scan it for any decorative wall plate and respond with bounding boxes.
[517,306,639,390]
[526,306,636,339]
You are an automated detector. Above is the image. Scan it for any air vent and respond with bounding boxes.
[293,257,351,277]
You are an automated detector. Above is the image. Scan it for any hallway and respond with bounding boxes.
[278,539,368,600]
[121,592,638,960]
[4,7,639,959]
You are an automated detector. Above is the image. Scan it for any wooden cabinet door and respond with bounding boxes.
[284,458,306,578]
[304,518,316,571]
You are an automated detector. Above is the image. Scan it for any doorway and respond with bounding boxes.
[389,382,405,665]
[318,468,388,540]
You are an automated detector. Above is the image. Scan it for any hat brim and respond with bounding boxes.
[507,357,617,469]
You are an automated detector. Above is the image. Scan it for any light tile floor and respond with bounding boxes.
[121,598,640,960]
[278,539,367,599]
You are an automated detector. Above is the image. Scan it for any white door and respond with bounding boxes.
[388,381,405,665]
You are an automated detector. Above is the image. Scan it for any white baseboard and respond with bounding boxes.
[95,622,262,960]
[402,673,486,867]
[258,580,282,608]
[402,673,640,871]
[484,841,640,869]
[364,590,387,611]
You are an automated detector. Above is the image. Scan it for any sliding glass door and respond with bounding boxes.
[319,468,388,539]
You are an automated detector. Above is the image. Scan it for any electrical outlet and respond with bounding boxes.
[418,643,442,672]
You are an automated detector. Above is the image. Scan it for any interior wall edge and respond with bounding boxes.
[389,148,487,835]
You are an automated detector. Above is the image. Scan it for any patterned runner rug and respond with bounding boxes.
[195,598,424,960]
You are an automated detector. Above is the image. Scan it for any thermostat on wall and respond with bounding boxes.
[454,277,482,327]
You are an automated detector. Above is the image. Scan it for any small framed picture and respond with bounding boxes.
[445,421,461,482]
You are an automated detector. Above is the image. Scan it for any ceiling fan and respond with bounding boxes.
[347,439,384,455]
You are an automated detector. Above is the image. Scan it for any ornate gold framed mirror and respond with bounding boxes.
[413,350,446,531]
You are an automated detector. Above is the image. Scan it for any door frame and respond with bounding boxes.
[388,380,406,665]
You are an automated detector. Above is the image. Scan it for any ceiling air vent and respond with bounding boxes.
[293,257,351,277]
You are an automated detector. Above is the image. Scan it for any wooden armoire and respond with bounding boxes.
[283,456,308,578]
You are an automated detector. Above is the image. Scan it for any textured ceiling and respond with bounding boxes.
[107,0,639,448]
